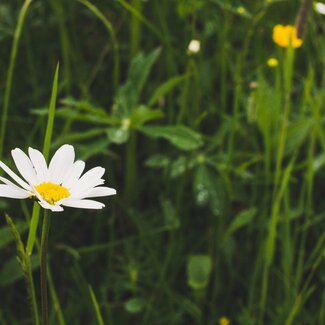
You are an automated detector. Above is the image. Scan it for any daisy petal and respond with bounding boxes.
[0,160,31,191]
[11,148,38,185]
[62,160,85,188]
[38,200,64,212]
[48,144,75,184]
[0,184,31,199]
[69,167,105,196]
[0,176,32,193]
[78,186,116,199]
[28,147,49,183]
[62,199,105,209]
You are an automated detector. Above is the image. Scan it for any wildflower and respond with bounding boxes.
[187,39,200,55]
[237,6,246,15]
[0,144,116,212]
[267,57,279,67]
[272,25,303,48]
[314,2,325,15]
[219,316,230,325]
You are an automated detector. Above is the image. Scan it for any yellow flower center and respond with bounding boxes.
[34,182,70,204]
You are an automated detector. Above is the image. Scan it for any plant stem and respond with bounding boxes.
[40,211,51,325]
[26,255,40,325]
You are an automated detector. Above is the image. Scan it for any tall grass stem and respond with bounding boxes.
[0,0,32,159]
[40,211,51,325]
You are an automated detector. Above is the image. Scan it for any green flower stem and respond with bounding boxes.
[40,211,51,325]
[260,45,295,322]
[26,255,40,325]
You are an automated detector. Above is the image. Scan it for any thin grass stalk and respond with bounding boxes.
[25,255,40,325]
[117,0,161,41]
[23,201,66,325]
[260,156,296,322]
[47,270,66,325]
[77,0,120,92]
[5,214,40,325]
[227,55,241,161]
[125,130,137,206]
[130,0,142,57]
[0,0,32,159]
[40,211,51,325]
[177,60,193,124]
[88,285,105,325]
[50,0,72,93]
[274,46,295,191]
[294,82,319,297]
[219,13,231,113]
[26,64,59,255]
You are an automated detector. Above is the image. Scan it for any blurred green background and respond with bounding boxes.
[0,0,325,324]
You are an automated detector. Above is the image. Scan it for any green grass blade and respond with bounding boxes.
[0,0,32,159]
[88,285,104,325]
[26,64,59,255]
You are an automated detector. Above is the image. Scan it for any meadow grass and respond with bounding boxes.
[0,0,324,324]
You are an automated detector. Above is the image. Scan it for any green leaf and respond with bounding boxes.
[54,129,106,146]
[124,298,145,314]
[139,125,203,151]
[194,165,225,216]
[115,48,161,117]
[56,108,118,125]
[60,97,108,117]
[0,255,39,286]
[145,154,170,168]
[130,105,163,129]
[223,208,256,241]
[148,74,188,106]
[107,126,130,144]
[161,198,180,229]
[285,118,312,155]
[76,138,111,160]
[187,255,212,290]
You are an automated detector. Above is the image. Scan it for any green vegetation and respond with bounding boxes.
[0,0,324,324]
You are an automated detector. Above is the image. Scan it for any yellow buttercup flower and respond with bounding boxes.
[267,57,279,67]
[219,316,230,325]
[272,25,303,48]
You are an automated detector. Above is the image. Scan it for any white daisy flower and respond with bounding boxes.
[0,144,116,212]
[314,2,325,15]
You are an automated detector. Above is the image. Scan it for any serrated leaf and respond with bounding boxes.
[139,125,203,151]
[187,255,212,290]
